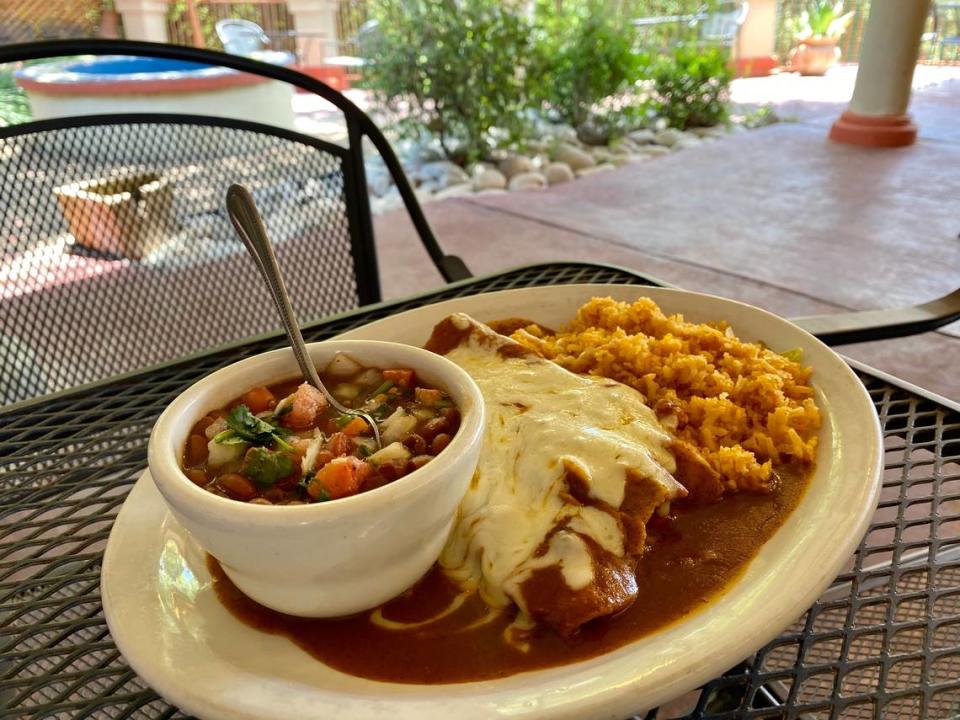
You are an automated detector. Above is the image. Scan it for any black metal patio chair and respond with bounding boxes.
[0,39,471,407]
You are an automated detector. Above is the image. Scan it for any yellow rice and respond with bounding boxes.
[511,297,821,494]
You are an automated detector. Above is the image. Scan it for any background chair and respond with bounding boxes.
[633,1,749,50]
[215,18,271,55]
[0,39,470,407]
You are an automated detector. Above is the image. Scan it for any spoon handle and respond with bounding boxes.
[226,184,383,449]
[226,184,324,389]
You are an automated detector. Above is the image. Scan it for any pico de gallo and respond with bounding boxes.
[180,353,461,504]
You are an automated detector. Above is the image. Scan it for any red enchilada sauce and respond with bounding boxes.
[208,462,809,683]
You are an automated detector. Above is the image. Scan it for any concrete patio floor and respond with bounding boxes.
[372,68,960,401]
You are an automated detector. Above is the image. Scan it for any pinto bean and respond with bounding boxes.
[185,434,208,466]
[430,433,451,454]
[403,433,427,454]
[185,468,209,487]
[218,473,257,501]
[420,417,448,441]
[410,455,433,470]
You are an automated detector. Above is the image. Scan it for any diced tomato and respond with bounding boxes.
[327,431,353,457]
[341,416,368,437]
[309,457,372,499]
[383,368,415,388]
[241,386,276,414]
[282,383,329,429]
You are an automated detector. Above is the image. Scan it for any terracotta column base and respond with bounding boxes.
[829,111,918,148]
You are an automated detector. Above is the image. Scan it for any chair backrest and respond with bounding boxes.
[698,1,749,45]
[0,40,468,408]
[216,18,270,55]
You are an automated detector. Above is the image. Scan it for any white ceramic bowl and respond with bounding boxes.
[148,340,485,617]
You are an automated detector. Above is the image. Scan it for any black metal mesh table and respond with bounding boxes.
[1,262,958,719]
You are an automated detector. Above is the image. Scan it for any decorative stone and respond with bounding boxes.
[692,125,727,138]
[544,162,575,185]
[473,168,507,191]
[554,143,596,171]
[433,183,474,200]
[416,160,470,188]
[547,123,578,142]
[591,148,618,165]
[507,171,547,191]
[499,155,534,179]
[628,129,656,144]
[609,137,639,155]
[576,120,609,146]
[673,134,703,150]
[471,162,495,177]
[654,128,682,147]
[365,167,393,198]
[575,163,617,177]
[637,145,672,157]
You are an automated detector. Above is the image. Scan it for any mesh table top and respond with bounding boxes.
[1,262,958,719]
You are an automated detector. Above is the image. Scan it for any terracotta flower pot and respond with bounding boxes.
[54,174,174,260]
[790,36,841,76]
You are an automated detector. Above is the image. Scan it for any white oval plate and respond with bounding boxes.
[102,284,882,720]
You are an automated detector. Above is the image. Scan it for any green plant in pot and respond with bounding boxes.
[789,0,855,76]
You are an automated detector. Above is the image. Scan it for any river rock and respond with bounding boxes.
[638,145,672,157]
[473,168,507,191]
[654,128,682,147]
[576,120,609,146]
[416,160,469,188]
[544,162,575,185]
[554,143,596,171]
[507,171,547,191]
[673,134,703,150]
[545,123,578,143]
[499,155,534,179]
[591,148,618,165]
[628,129,657,144]
[433,183,474,200]
[575,163,617,178]
[365,164,393,198]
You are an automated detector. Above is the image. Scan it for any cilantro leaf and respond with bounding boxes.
[241,447,294,486]
[214,405,294,451]
[226,405,279,444]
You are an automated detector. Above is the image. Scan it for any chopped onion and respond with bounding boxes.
[204,417,228,440]
[325,352,362,377]
[380,407,418,444]
[300,429,325,476]
[369,441,411,466]
[207,439,245,467]
[333,383,361,401]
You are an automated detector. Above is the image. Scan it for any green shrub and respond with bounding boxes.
[532,0,645,131]
[650,45,732,130]
[365,0,536,165]
[0,67,31,128]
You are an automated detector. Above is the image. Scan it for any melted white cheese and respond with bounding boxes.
[439,321,682,613]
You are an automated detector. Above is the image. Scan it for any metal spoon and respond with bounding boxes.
[226,184,382,449]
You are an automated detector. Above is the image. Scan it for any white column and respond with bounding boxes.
[829,0,931,147]
[286,0,341,66]
[735,0,778,75]
[114,0,170,43]
[847,0,931,116]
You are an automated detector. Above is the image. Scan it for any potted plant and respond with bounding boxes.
[788,1,855,76]
[54,174,174,260]
[97,0,122,40]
